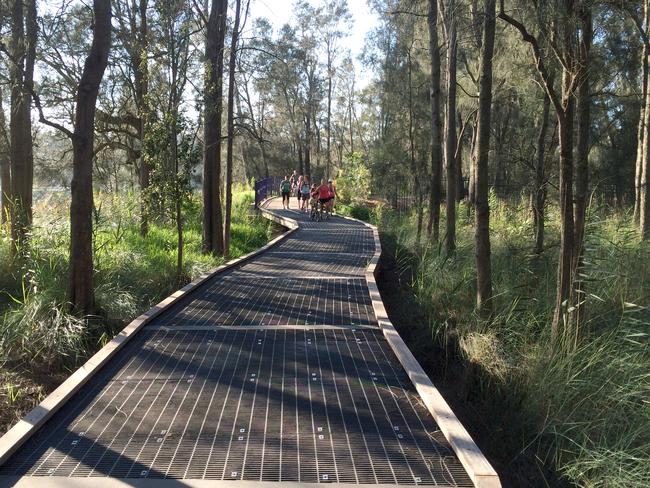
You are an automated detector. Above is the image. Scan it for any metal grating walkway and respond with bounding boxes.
[0,199,474,487]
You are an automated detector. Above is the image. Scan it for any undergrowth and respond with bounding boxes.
[375,196,650,487]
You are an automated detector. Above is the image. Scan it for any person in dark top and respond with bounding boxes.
[280,176,291,209]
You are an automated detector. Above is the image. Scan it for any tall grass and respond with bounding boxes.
[0,187,272,374]
[376,196,650,486]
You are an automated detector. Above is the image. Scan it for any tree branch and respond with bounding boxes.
[497,0,563,115]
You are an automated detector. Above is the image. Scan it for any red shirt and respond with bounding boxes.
[318,185,330,199]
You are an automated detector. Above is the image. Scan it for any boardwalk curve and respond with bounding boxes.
[0,197,499,487]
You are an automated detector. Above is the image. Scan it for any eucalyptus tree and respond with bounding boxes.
[32,0,111,314]
[319,0,352,179]
[475,0,496,315]
[499,0,592,343]
[8,0,36,251]
[427,0,443,240]
[224,0,246,257]
[203,0,227,256]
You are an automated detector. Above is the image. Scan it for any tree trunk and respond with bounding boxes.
[202,0,227,256]
[533,94,550,254]
[427,0,443,240]
[445,4,458,254]
[136,0,150,236]
[475,0,496,315]
[326,46,333,178]
[407,50,418,243]
[456,111,464,203]
[224,0,242,258]
[0,84,10,226]
[305,115,312,179]
[68,0,111,315]
[349,75,354,154]
[635,2,649,224]
[468,118,477,206]
[639,38,650,240]
[9,0,36,252]
[572,6,592,331]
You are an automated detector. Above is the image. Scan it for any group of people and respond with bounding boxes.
[280,170,337,218]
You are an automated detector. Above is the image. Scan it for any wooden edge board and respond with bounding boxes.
[0,210,298,466]
[363,226,502,488]
[261,199,502,488]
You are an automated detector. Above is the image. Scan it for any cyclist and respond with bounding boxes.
[317,178,331,219]
[280,175,291,209]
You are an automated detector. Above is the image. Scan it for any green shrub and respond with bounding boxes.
[336,152,371,204]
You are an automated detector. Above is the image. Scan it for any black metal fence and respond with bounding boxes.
[379,176,473,214]
[254,176,282,208]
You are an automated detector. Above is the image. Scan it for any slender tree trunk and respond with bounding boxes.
[349,76,354,154]
[456,111,464,203]
[468,118,477,206]
[639,36,650,240]
[635,2,649,224]
[9,0,36,252]
[572,6,592,331]
[0,84,10,226]
[552,106,575,341]
[445,4,458,254]
[326,47,333,178]
[534,94,550,254]
[475,0,496,315]
[407,49,422,243]
[136,0,150,236]
[68,0,111,314]
[305,115,312,179]
[224,0,242,257]
[427,0,443,240]
[202,0,227,255]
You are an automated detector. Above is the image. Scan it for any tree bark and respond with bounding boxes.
[0,84,10,226]
[68,0,112,314]
[224,0,242,257]
[9,0,36,251]
[326,43,333,178]
[445,2,458,254]
[639,26,650,240]
[427,0,443,240]
[202,0,227,255]
[635,1,649,224]
[456,111,464,203]
[533,94,550,254]
[475,0,496,315]
[499,0,581,346]
[572,5,592,331]
[135,0,150,236]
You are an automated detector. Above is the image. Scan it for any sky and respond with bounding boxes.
[248,0,380,87]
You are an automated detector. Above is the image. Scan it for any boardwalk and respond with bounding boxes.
[0,198,498,487]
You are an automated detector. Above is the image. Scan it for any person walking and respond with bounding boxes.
[289,170,299,194]
[327,179,337,214]
[300,176,311,211]
[280,175,291,209]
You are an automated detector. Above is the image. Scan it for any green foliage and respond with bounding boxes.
[143,113,200,223]
[336,152,371,204]
[377,201,650,487]
[0,189,271,373]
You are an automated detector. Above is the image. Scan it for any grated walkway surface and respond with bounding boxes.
[0,199,473,487]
